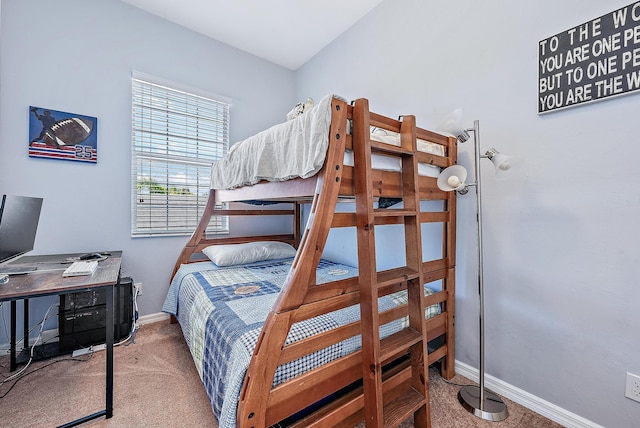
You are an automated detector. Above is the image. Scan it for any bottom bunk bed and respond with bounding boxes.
[163,254,443,428]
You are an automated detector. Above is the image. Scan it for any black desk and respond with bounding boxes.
[0,251,122,427]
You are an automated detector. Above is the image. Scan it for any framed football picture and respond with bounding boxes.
[28,107,98,163]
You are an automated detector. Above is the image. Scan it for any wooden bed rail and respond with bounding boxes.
[237,97,350,426]
[170,199,301,279]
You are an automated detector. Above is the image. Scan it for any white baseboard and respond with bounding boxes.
[137,312,170,326]
[455,360,603,428]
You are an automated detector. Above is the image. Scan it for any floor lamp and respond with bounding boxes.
[437,110,512,421]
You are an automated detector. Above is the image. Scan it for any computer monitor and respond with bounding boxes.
[0,195,44,269]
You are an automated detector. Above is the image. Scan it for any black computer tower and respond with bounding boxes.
[58,277,134,352]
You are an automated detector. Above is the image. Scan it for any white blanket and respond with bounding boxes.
[210,95,333,190]
[209,95,446,190]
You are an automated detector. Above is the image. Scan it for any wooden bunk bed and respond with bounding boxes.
[166,96,458,428]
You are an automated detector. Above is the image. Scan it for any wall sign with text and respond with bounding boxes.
[538,2,640,113]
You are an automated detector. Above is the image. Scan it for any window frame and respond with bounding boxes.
[130,71,230,237]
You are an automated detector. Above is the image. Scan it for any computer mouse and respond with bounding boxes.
[79,252,106,260]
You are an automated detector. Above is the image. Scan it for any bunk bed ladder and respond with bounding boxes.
[352,99,431,428]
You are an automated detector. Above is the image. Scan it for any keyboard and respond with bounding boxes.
[63,261,98,277]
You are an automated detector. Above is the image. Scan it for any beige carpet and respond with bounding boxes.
[0,322,561,427]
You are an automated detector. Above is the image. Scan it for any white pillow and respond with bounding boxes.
[202,241,297,267]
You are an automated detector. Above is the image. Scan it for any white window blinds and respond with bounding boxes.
[131,73,230,236]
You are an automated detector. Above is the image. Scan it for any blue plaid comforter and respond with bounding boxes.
[162,258,439,428]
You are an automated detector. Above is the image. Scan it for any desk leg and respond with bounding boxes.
[9,299,31,372]
[23,299,29,356]
[105,283,114,418]
[10,301,16,371]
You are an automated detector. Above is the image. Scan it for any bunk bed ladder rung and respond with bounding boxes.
[353,98,430,428]
[382,388,426,428]
[379,327,422,364]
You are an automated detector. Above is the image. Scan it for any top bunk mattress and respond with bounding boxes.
[210,95,334,191]
[209,95,445,191]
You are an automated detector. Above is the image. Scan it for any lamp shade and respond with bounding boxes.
[485,148,512,172]
[484,148,521,179]
[437,165,469,192]
[437,109,470,143]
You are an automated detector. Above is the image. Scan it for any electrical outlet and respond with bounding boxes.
[134,282,142,296]
[625,372,640,403]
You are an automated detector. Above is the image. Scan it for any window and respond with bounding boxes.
[131,72,230,236]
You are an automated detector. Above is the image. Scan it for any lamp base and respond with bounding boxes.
[458,384,509,422]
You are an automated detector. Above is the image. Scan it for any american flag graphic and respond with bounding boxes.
[28,143,97,163]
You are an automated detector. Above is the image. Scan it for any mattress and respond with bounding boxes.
[162,257,440,427]
[209,95,444,190]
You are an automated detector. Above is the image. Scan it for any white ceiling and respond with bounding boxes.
[120,0,384,70]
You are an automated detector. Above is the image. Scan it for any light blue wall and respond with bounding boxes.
[2,0,639,426]
[0,0,294,338]
[296,1,639,426]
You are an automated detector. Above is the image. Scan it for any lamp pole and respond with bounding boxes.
[457,120,509,421]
